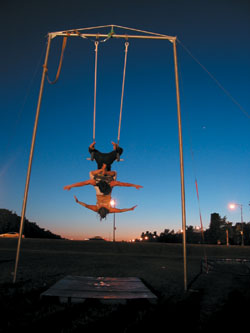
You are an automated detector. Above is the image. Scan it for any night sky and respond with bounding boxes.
[1,0,250,240]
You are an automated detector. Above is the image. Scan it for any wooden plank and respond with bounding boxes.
[50,276,148,292]
[41,276,157,301]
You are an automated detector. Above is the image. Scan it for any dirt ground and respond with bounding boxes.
[0,239,250,332]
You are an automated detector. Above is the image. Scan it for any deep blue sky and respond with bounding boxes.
[1,0,250,240]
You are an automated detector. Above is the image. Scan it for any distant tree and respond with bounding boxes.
[159,229,181,243]
[243,223,250,246]
[186,225,203,244]
[137,214,250,245]
[0,209,62,239]
[206,213,227,244]
[140,231,159,242]
[231,222,245,245]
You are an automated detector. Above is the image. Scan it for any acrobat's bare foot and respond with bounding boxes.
[89,141,96,149]
[111,141,118,150]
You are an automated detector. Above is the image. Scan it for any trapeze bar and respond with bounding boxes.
[49,32,176,42]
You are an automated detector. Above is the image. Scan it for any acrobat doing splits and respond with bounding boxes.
[88,141,123,171]
[64,143,142,219]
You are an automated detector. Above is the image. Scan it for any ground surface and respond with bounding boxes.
[0,239,250,332]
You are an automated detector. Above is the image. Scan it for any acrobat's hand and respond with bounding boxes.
[63,185,71,191]
[135,185,143,190]
[74,195,79,203]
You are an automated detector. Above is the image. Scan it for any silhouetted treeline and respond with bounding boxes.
[138,213,250,245]
[0,209,62,239]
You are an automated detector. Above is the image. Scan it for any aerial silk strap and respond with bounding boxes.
[45,36,68,85]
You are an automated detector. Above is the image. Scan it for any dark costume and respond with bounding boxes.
[89,146,123,171]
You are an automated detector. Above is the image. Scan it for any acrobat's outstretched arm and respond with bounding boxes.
[64,179,95,191]
[109,205,138,213]
[74,196,98,212]
[110,181,142,190]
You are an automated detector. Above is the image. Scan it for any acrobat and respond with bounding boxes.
[73,195,137,220]
[64,164,142,219]
[88,141,123,171]
[64,164,142,193]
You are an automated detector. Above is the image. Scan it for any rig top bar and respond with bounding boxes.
[49,24,176,42]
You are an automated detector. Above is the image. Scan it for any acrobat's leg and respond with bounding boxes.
[101,164,117,178]
[111,142,123,162]
[89,142,96,161]
[90,164,116,178]
[88,142,123,170]
[88,147,104,168]
[90,166,105,177]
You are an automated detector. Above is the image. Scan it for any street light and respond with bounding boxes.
[110,199,116,242]
[229,202,244,246]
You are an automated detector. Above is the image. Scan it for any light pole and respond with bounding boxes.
[110,199,116,242]
[229,203,244,246]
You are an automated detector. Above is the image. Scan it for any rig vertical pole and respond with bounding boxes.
[13,34,52,283]
[172,38,187,291]
[113,213,116,242]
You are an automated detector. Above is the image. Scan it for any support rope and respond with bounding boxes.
[177,39,250,120]
[117,41,129,145]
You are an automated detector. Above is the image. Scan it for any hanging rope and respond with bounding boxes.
[93,40,99,142]
[90,37,129,163]
[194,178,208,273]
[45,36,68,85]
[117,41,129,146]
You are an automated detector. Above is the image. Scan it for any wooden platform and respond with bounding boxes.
[41,276,157,303]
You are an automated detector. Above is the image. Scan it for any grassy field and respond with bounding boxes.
[1,238,250,332]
